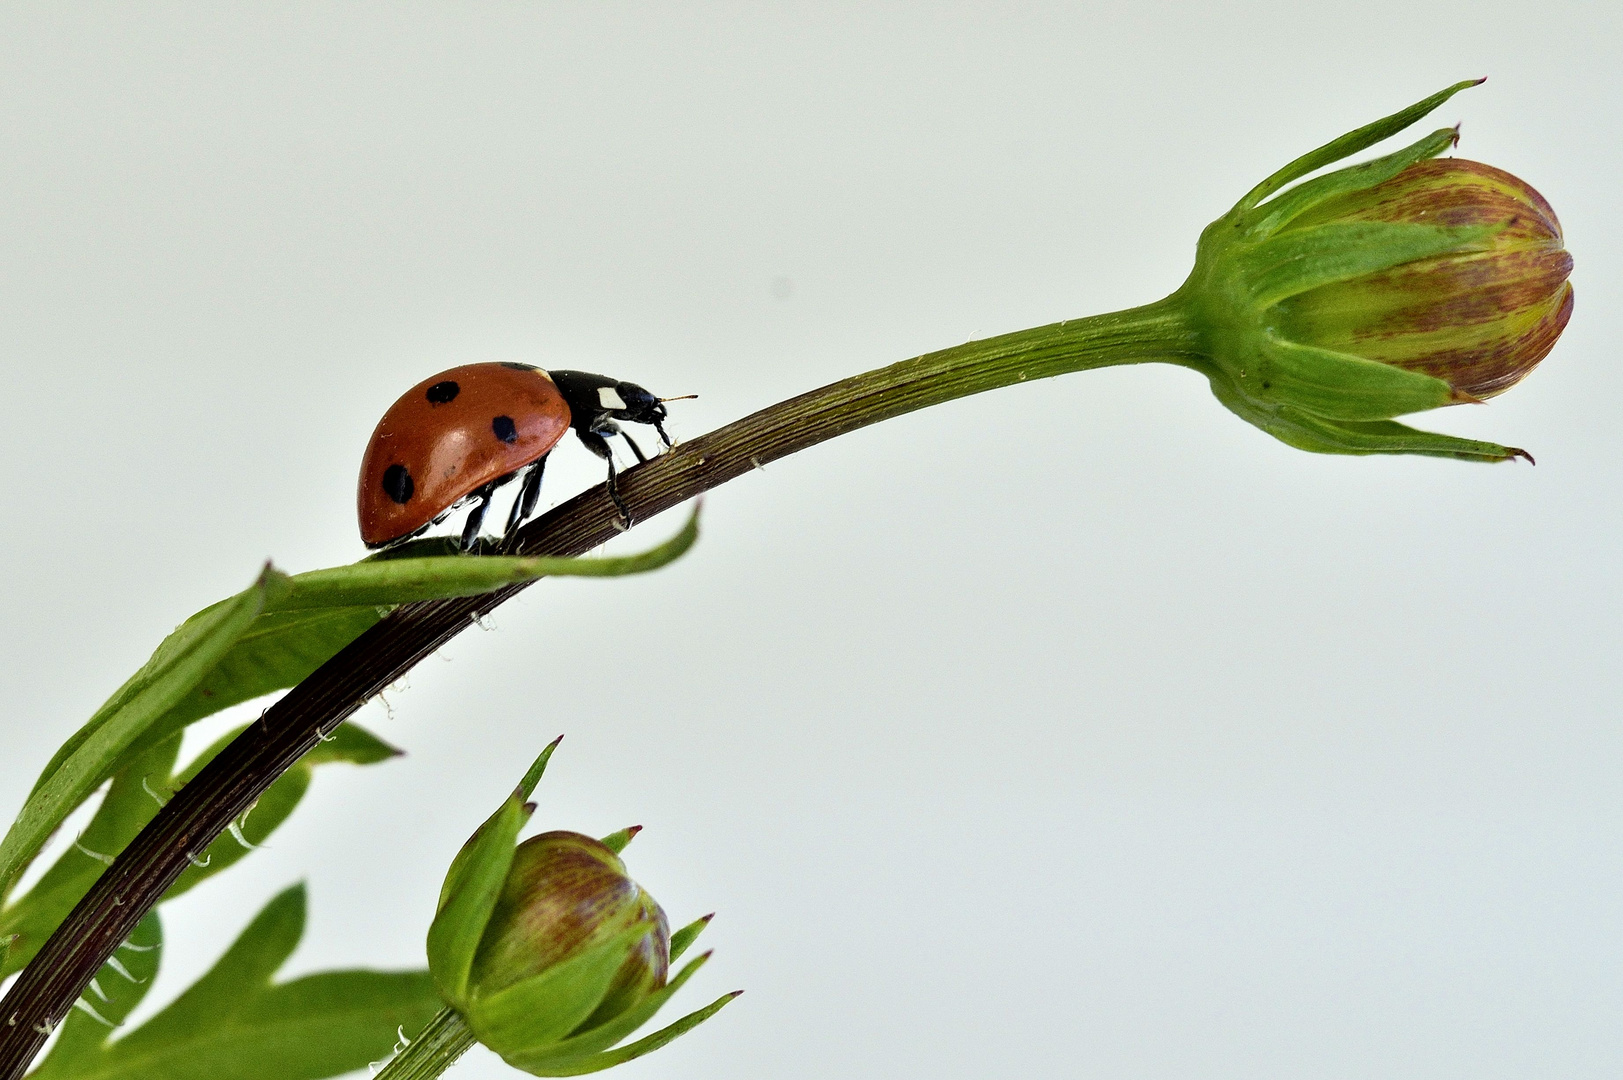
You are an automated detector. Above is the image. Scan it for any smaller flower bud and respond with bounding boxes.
[1182,80,1574,461]
[426,740,738,1076]
[468,831,669,1034]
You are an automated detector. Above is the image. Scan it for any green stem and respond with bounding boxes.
[374,1008,476,1080]
[0,292,1199,1080]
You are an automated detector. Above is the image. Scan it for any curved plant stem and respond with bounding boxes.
[0,295,1199,1078]
[374,1008,476,1080]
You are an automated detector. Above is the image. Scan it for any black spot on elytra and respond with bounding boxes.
[382,464,415,504]
[426,380,460,404]
[492,415,518,444]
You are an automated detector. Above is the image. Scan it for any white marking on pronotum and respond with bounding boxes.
[141,776,169,807]
[184,851,211,868]
[86,978,110,1003]
[73,837,115,867]
[598,386,627,410]
[74,999,115,1027]
[105,956,144,983]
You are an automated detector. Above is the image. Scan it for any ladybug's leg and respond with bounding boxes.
[578,427,633,527]
[503,457,548,538]
[461,484,495,552]
[620,430,648,464]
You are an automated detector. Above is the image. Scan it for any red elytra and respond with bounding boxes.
[357,362,680,550]
[357,363,571,548]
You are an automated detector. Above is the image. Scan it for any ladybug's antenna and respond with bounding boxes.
[658,394,698,403]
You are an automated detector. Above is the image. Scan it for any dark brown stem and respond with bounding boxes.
[0,299,1197,1076]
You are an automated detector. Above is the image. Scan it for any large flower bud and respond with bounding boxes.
[426,742,736,1076]
[1183,80,1574,461]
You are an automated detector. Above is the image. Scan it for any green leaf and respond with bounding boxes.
[165,724,402,900]
[0,737,182,976]
[2,506,699,905]
[29,885,442,1080]
[29,911,163,1078]
[0,726,397,977]
[118,605,386,766]
[1237,79,1481,210]
[270,507,699,612]
[0,568,280,901]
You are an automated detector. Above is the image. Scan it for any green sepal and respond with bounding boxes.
[466,923,655,1056]
[517,736,563,802]
[499,951,716,1075]
[1236,79,1482,211]
[597,827,639,855]
[1247,338,1458,421]
[427,796,527,1007]
[529,991,742,1077]
[1207,375,1527,461]
[1247,126,1461,238]
[1231,222,1494,308]
[668,914,712,963]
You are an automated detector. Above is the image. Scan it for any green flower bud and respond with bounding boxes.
[468,831,669,1033]
[1181,80,1573,461]
[426,740,738,1076]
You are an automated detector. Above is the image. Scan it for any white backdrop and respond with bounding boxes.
[1,5,1619,1078]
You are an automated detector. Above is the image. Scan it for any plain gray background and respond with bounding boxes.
[1,4,1619,1078]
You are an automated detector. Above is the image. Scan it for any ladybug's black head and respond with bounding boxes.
[549,369,692,448]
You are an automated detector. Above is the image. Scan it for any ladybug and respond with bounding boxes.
[357,362,686,550]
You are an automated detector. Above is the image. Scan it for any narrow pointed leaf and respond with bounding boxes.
[668,915,712,963]
[269,507,699,612]
[1238,79,1481,209]
[1248,126,1459,237]
[537,992,742,1077]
